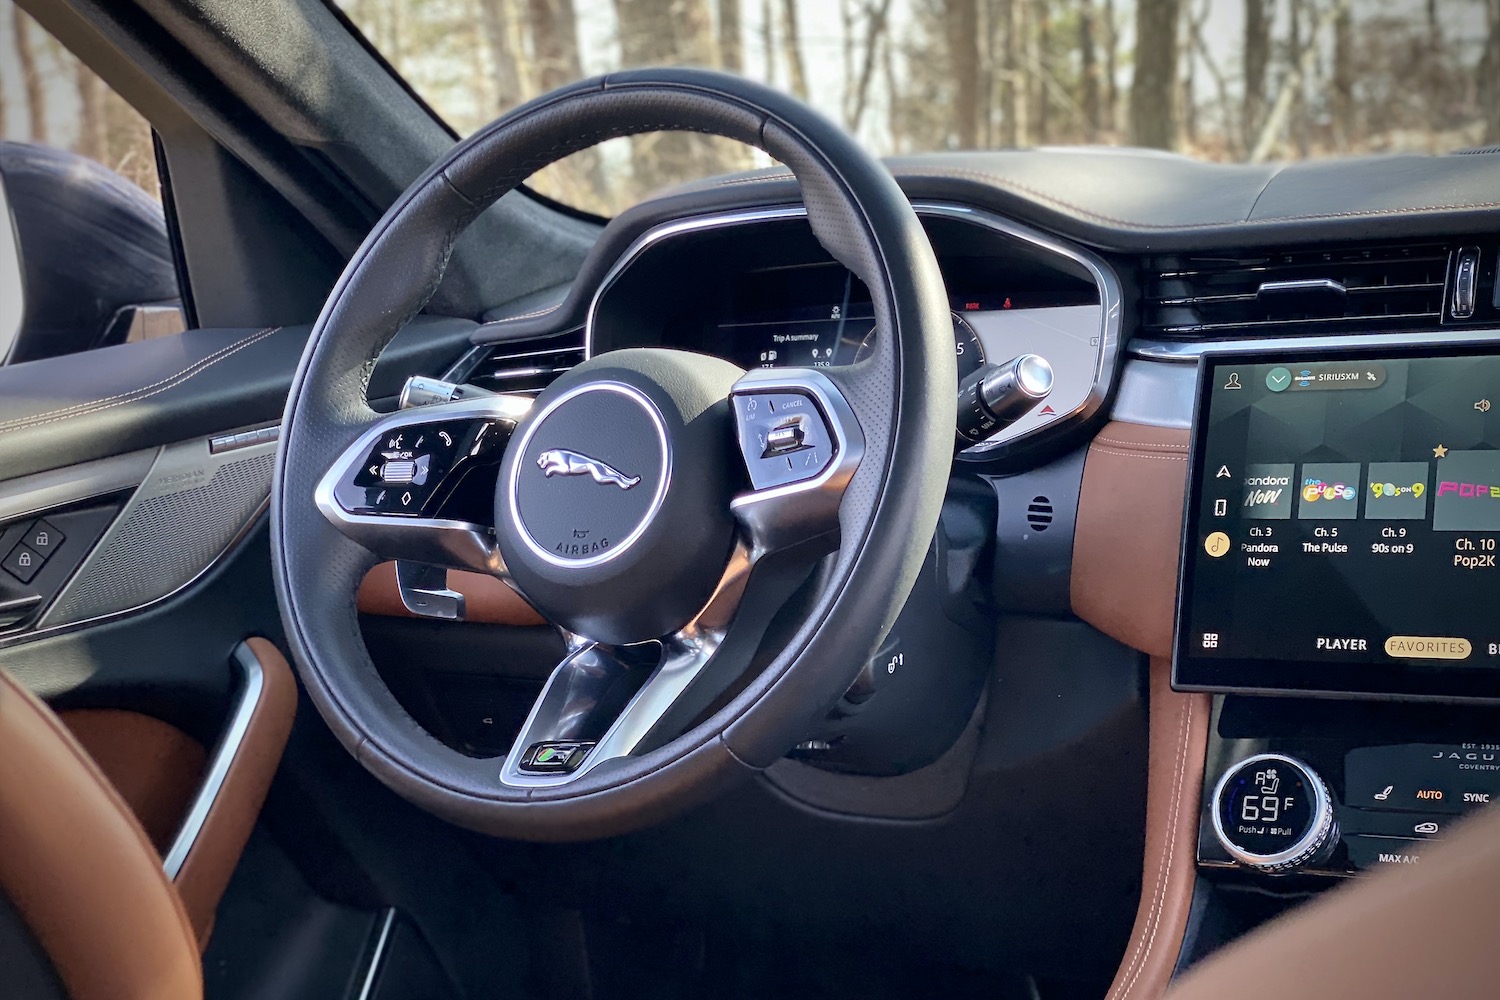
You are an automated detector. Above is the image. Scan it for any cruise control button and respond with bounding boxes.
[3,543,43,584]
[733,391,836,491]
[24,520,62,556]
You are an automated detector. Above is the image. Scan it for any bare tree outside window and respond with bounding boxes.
[0,2,161,199]
[327,1,1500,216]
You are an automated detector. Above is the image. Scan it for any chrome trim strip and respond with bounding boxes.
[355,909,398,1000]
[0,447,157,523]
[162,641,265,879]
[1131,327,1500,363]
[504,381,671,569]
[0,174,25,365]
[580,201,1124,457]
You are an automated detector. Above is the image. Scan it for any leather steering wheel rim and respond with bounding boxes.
[271,68,956,841]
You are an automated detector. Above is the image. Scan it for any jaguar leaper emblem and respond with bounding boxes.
[536,449,641,490]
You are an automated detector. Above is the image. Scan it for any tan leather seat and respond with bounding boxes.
[1167,804,1500,1000]
[0,667,201,1000]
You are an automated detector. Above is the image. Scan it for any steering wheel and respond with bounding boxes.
[271,68,956,841]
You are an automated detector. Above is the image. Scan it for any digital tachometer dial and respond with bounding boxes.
[853,312,985,384]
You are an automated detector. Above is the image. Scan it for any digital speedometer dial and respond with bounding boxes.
[853,312,985,383]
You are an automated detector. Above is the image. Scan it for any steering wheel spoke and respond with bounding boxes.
[313,394,533,573]
[728,367,865,556]
[500,531,827,786]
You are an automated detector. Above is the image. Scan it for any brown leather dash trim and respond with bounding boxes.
[1106,658,1210,1000]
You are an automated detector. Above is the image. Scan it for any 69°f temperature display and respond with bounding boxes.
[1216,757,1316,857]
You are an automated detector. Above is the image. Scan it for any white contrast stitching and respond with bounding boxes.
[0,326,280,436]
[1095,438,1189,453]
[490,304,562,323]
[1110,695,1195,1000]
[1091,447,1188,462]
[716,164,1500,229]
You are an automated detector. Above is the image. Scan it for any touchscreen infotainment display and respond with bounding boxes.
[1175,346,1500,700]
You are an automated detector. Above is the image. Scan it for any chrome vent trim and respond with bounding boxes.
[1143,244,1451,338]
[454,335,584,394]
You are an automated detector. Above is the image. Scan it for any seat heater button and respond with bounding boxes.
[3,543,43,584]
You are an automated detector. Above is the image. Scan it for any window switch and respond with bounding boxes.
[3,543,43,584]
[23,520,62,557]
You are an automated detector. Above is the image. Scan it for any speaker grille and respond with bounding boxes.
[1026,496,1054,532]
[47,452,272,624]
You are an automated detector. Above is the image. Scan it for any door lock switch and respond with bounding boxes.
[3,543,43,584]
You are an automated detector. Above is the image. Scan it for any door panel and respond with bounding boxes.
[0,309,486,967]
[0,317,475,480]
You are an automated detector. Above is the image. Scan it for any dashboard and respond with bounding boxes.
[454,163,1500,905]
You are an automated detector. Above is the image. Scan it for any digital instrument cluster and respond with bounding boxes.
[666,257,1103,454]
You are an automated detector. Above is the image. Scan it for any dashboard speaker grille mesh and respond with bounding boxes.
[46,452,273,625]
[1026,496,1054,532]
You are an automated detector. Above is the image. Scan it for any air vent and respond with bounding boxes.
[1143,244,1450,338]
[1026,496,1054,532]
[465,336,583,393]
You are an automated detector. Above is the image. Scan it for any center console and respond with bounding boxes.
[1173,346,1500,881]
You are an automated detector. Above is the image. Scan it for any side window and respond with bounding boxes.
[0,1,184,365]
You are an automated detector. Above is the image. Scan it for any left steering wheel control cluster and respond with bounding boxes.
[332,419,506,518]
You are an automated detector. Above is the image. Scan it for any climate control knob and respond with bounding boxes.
[1211,753,1338,873]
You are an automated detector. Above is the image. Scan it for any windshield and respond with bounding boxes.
[333,0,1497,217]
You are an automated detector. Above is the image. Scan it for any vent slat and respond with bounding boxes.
[467,337,583,393]
[1144,244,1451,339]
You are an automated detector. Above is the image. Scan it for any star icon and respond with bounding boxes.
[1434,444,1449,458]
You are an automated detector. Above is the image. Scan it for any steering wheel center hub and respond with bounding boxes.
[493,351,744,644]
[508,382,670,567]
